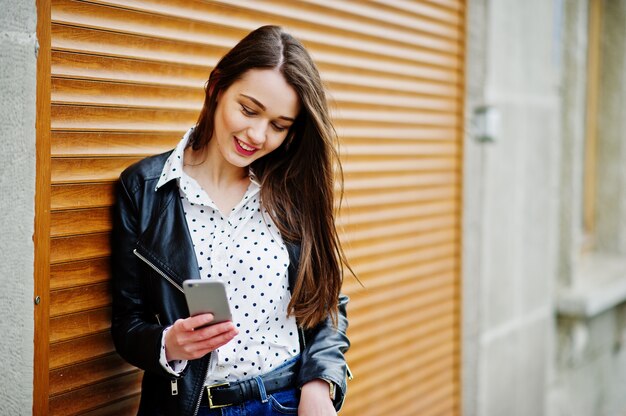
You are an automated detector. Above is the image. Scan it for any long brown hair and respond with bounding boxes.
[189,25,351,329]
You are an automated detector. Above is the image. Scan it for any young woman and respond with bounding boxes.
[111,25,351,416]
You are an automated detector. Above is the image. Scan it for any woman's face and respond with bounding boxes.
[211,68,301,168]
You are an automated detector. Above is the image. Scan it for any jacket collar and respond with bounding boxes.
[135,179,201,288]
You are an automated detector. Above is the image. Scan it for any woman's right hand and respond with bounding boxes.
[164,313,238,361]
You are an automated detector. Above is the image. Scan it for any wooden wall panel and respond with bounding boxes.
[38,0,464,414]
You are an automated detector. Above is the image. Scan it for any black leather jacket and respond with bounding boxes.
[111,151,350,415]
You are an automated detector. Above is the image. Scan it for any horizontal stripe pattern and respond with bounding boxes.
[46,1,463,414]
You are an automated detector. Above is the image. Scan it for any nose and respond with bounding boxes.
[246,119,267,145]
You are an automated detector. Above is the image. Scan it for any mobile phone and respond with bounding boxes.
[182,280,232,326]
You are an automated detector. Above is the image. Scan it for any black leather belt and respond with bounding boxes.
[201,360,299,409]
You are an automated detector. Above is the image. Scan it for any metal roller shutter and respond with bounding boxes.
[35,1,464,414]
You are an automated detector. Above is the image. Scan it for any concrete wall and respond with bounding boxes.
[466,0,626,415]
[548,0,626,415]
[0,0,37,414]
[557,0,587,289]
[551,308,626,416]
[596,0,626,255]
[462,0,488,413]
[463,0,561,414]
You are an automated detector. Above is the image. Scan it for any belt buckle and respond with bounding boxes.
[206,382,231,409]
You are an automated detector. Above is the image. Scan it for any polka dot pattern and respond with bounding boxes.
[156,129,300,385]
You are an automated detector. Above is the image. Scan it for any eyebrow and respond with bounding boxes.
[240,94,296,122]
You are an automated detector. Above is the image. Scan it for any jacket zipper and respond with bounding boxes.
[133,249,189,401]
[346,363,354,380]
[133,248,209,415]
[133,249,184,293]
[192,354,212,416]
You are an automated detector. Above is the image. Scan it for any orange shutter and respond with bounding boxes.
[35,1,464,414]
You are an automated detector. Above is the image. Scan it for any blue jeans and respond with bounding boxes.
[197,355,300,416]
[196,387,299,416]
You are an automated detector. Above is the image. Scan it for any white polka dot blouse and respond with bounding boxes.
[154,129,300,385]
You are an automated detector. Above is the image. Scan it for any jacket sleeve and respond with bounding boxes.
[110,175,177,378]
[297,293,351,411]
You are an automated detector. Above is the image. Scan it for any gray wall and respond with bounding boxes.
[466,0,626,415]
[0,0,37,414]
[464,0,561,414]
[549,0,626,415]
[596,0,626,255]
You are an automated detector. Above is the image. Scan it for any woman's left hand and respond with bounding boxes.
[298,379,337,416]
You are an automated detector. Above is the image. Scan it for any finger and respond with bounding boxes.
[184,328,238,359]
[192,327,238,350]
[170,321,234,356]
[188,323,236,346]
[189,321,236,342]
[191,329,239,356]
[182,313,214,331]
[168,317,214,348]
[167,319,193,345]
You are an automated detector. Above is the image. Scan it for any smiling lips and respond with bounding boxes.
[234,137,257,156]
